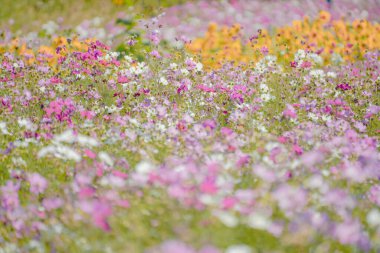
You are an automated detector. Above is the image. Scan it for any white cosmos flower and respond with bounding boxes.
[247,212,271,230]
[54,129,76,144]
[259,83,269,93]
[310,69,325,79]
[53,129,99,147]
[260,93,272,102]
[367,209,380,227]
[135,161,154,175]
[180,68,189,76]
[105,105,119,113]
[294,49,306,62]
[170,63,178,70]
[196,62,203,72]
[327,71,337,78]
[99,152,113,166]
[213,211,238,228]
[159,76,168,86]
[38,145,81,162]
[308,53,323,65]
[0,122,10,135]
[18,118,36,131]
[76,135,99,147]
[225,245,252,253]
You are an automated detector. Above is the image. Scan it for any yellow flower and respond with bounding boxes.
[112,0,125,5]
[187,11,380,69]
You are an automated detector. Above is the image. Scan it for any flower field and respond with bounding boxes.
[0,0,379,252]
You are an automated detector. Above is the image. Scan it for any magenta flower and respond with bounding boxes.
[84,149,97,159]
[336,83,352,91]
[292,144,303,156]
[200,177,218,194]
[230,85,250,103]
[117,76,129,84]
[81,200,113,232]
[50,76,62,84]
[44,98,76,123]
[221,196,237,210]
[80,110,95,120]
[300,61,312,68]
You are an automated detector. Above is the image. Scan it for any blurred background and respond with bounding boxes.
[0,0,191,32]
[1,0,379,53]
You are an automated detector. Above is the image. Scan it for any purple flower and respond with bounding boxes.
[150,50,161,58]
[42,197,64,211]
[1,181,20,210]
[202,119,216,130]
[149,240,196,253]
[368,185,380,206]
[334,219,370,250]
[273,184,308,216]
[28,173,48,195]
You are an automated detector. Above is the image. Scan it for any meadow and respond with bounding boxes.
[0,0,379,252]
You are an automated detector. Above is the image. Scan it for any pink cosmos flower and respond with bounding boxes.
[273,184,308,215]
[260,46,269,55]
[150,240,196,253]
[300,61,312,68]
[301,150,325,167]
[368,185,380,206]
[117,76,129,84]
[290,61,298,68]
[150,50,161,58]
[202,119,216,130]
[292,144,303,156]
[283,104,297,119]
[200,177,218,194]
[92,200,113,231]
[80,110,95,120]
[28,173,48,195]
[1,181,20,210]
[334,219,367,248]
[221,196,237,210]
[44,98,75,123]
[148,30,161,45]
[84,149,97,159]
[42,197,63,211]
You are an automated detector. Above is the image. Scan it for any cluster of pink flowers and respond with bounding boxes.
[336,83,352,91]
[44,98,76,124]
